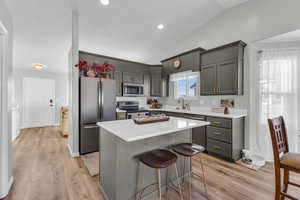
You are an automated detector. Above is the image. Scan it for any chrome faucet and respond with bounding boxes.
[177,97,186,110]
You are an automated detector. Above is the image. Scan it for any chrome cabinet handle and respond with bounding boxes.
[212,121,221,125]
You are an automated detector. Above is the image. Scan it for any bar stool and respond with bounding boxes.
[172,143,208,199]
[137,149,183,200]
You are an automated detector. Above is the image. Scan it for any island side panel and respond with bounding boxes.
[116,129,192,200]
[100,128,118,200]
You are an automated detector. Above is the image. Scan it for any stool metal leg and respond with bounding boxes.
[174,163,183,200]
[199,155,209,199]
[157,169,162,200]
[137,164,144,200]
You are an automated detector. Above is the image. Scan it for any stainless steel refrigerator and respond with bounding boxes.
[80,77,116,154]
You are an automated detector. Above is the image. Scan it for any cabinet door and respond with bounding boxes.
[200,64,217,95]
[180,51,200,71]
[161,75,169,97]
[192,127,206,148]
[113,71,123,96]
[151,75,162,96]
[122,72,134,83]
[134,74,144,84]
[143,73,151,96]
[216,59,238,95]
[123,72,143,84]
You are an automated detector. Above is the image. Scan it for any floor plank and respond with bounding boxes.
[3,127,300,200]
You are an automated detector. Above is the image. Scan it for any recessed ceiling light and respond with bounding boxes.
[32,63,46,70]
[100,0,110,6]
[157,24,164,30]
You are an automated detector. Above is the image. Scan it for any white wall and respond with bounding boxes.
[68,0,80,157]
[161,0,300,150]
[13,68,69,128]
[0,0,14,198]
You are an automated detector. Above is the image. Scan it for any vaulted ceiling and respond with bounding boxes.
[79,0,250,64]
[6,0,250,74]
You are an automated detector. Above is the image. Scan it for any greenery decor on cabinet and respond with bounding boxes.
[76,59,116,78]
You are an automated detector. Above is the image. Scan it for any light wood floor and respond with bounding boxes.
[3,127,300,200]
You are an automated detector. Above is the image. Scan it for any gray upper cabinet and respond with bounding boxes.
[161,48,205,75]
[216,59,238,95]
[180,51,200,71]
[151,75,162,96]
[143,73,151,96]
[200,41,246,96]
[123,72,144,84]
[113,71,123,96]
[150,66,162,97]
[201,64,217,95]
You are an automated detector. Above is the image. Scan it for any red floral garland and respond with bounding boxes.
[76,60,116,73]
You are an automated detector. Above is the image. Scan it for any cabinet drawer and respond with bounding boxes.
[207,139,231,158]
[207,117,232,129]
[207,126,231,143]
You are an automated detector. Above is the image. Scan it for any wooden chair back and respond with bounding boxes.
[268,116,289,165]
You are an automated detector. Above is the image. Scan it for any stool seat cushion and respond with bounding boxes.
[172,143,205,157]
[140,149,177,169]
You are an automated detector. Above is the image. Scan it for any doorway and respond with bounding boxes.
[22,77,56,128]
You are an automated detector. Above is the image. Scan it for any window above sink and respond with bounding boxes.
[170,70,200,99]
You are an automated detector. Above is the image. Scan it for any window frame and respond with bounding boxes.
[170,71,200,100]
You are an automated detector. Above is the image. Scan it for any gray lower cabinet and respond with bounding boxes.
[123,72,143,84]
[157,111,244,161]
[192,127,206,149]
[206,116,244,161]
[113,71,123,96]
[80,125,99,154]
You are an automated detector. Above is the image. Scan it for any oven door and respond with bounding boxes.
[123,84,144,96]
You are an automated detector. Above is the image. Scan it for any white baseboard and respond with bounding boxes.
[0,176,14,199]
[68,144,79,157]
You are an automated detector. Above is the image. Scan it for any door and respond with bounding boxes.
[216,59,237,95]
[200,64,217,95]
[22,77,55,128]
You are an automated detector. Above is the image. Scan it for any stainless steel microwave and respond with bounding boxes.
[123,83,144,96]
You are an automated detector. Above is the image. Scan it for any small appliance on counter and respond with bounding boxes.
[117,101,149,119]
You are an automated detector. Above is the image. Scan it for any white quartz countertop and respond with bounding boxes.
[97,117,210,142]
[146,107,247,119]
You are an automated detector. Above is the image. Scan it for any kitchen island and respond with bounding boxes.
[97,117,210,200]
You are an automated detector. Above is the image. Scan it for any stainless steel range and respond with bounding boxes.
[117,101,149,119]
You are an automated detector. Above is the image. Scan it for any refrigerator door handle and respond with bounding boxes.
[98,80,103,120]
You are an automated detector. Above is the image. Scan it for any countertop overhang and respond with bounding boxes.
[97,117,210,142]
